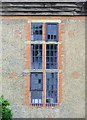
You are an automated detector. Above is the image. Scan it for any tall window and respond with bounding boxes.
[29,22,58,107]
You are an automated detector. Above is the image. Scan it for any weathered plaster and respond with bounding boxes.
[0,17,85,118]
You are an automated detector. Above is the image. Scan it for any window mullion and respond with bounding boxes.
[42,23,46,107]
[42,44,46,107]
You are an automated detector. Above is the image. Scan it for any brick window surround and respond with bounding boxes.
[24,19,64,108]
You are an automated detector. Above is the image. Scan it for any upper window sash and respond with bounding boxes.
[31,23,43,41]
[46,23,58,41]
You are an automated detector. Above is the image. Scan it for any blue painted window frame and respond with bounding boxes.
[30,44,42,69]
[46,23,58,41]
[31,23,42,41]
[30,72,43,104]
[46,44,58,69]
[46,72,58,104]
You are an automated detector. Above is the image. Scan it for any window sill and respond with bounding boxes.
[30,103,58,107]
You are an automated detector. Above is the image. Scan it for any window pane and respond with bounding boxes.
[51,35,53,39]
[30,72,43,104]
[51,44,53,49]
[30,72,43,91]
[39,25,42,29]
[48,35,50,39]
[30,91,42,104]
[47,44,49,50]
[46,72,58,104]
[54,35,56,39]
[39,30,42,34]
[46,44,58,69]
[31,44,42,69]
[46,23,58,41]
[31,23,42,41]
[35,30,38,34]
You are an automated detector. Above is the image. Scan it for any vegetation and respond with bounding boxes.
[0,95,13,120]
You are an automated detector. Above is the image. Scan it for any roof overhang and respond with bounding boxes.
[0,2,87,16]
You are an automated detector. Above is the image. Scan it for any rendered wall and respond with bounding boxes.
[0,17,85,118]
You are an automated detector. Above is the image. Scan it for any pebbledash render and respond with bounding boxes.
[0,1,86,118]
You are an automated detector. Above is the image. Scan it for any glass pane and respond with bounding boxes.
[46,72,58,104]
[48,35,50,39]
[35,30,38,34]
[54,35,56,39]
[47,44,49,50]
[51,45,53,49]
[31,23,42,41]
[46,44,58,69]
[46,23,58,41]
[46,57,50,62]
[39,25,42,29]
[39,30,42,34]
[31,44,42,69]
[51,35,53,39]
[30,72,43,91]
[30,72,43,104]
[31,91,42,104]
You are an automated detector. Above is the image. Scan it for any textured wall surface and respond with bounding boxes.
[0,17,85,118]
